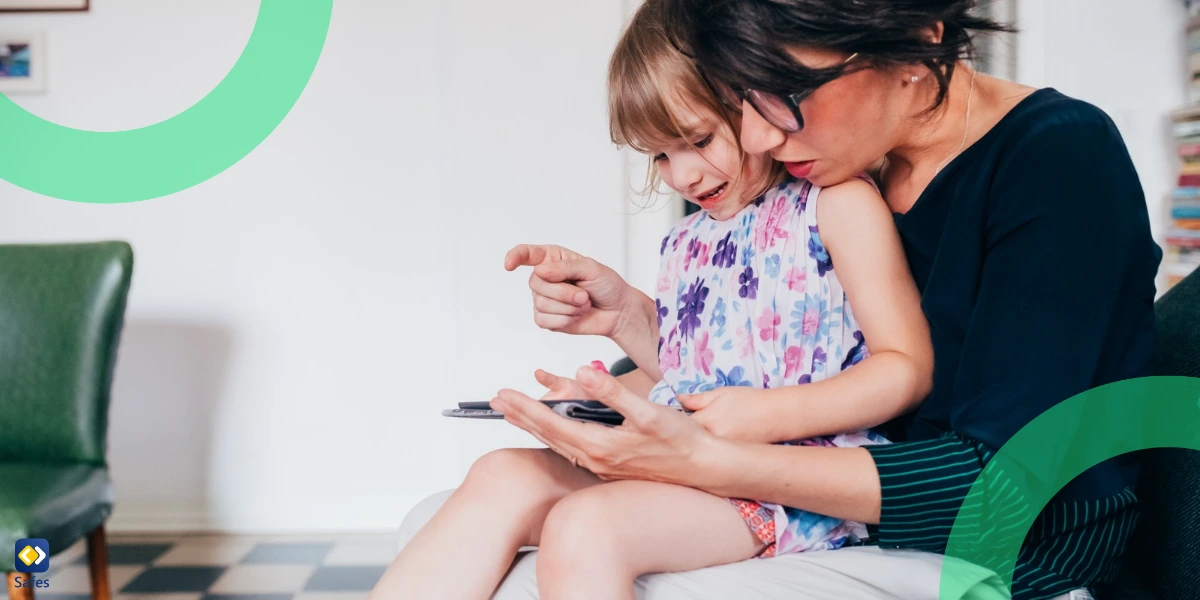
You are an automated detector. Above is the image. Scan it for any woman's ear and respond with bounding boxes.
[923,22,946,45]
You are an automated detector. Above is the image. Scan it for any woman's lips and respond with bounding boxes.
[785,161,815,179]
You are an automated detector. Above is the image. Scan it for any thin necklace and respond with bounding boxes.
[935,68,977,175]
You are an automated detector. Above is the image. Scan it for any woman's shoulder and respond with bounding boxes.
[975,89,1149,233]
[989,88,1125,158]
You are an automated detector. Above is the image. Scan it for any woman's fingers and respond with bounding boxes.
[534,369,560,389]
[575,366,657,425]
[675,392,713,411]
[535,370,573,397]
[493,390,590,454]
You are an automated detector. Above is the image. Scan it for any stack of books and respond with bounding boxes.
[1168,108,1200,289]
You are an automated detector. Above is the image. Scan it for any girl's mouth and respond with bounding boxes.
[698,183,728,203]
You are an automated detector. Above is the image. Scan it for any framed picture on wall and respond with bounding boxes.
[0,32,46,93]
[0,0,87,12]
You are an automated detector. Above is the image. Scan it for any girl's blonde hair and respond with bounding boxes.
[607,0,784,198]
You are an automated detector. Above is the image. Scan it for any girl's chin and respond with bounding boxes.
[705,199,752,221]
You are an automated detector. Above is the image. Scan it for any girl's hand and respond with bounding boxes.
[491,366,717,485]
[504,244,634,338]
[677,388,785,444]
[534,369,593,401]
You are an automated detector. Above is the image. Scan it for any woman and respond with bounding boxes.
[404,1,1160,598]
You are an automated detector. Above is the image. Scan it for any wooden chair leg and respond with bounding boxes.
[86,525,111,600]
[6,572,34,600]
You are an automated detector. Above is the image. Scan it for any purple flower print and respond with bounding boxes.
[797,181,812,214]
[677,277,709,341]
[660,234,670,256]
[712,232,737,269]
[655,298,669,327]
[738,266,759,299]
[685,237,709,272]
[841,331,869,370]
[811,347,827,372]
[797,374,812,385]
[808,226,833,277]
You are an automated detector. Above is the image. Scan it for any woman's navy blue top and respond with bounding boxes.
[863,88,1162,599]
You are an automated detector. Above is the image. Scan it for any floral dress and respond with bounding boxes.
[648,177,889,557]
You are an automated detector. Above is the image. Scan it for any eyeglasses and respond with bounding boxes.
[704,53,859,133]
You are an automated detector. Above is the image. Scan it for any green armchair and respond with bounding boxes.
[0,242,134,600]
[1107,269,1200,600]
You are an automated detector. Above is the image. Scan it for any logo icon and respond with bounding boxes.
[14,539,49,573]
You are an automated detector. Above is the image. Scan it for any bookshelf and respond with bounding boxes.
[1164,8,1200,290]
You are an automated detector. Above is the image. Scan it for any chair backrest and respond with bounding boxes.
[1120,270,1200,599]
[0,242,133,466]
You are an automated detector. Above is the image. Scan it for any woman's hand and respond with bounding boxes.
[490,366,717,484]
[504,244,633,338]
[534,369,592,400]
[677,388,785,444]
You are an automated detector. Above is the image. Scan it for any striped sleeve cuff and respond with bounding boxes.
[865,435,989,552]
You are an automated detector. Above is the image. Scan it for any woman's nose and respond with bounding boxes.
[740,102,786,155]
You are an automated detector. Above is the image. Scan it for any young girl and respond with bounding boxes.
[370,1,931,598]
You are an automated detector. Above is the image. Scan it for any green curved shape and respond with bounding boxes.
[0,0,332,203]
[940,376,1200,599]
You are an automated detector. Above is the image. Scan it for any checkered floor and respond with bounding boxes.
[32,532,397,600]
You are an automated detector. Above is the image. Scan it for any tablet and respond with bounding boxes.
[443,399,624,426]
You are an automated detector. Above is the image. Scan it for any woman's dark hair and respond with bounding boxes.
[662,0,1014,111]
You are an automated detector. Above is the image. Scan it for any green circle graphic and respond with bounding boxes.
[0,0,333,203]
[939,376,1200,599]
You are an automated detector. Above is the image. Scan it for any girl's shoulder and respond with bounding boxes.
[747,176,818,218]
[757,174,879,218]
[767,176,817,203]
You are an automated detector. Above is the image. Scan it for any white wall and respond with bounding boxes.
[1015,0,1188,293]
[0,0,630,532]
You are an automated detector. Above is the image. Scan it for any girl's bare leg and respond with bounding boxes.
[369,448,601,600]
[536,480,766,600]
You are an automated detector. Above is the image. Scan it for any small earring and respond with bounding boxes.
[910,75,920,83]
